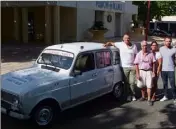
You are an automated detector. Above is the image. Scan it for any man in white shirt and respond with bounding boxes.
[159,37,176,103]
[104,34,138,101]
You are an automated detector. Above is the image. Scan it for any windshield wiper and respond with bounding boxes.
[49,58,57,71]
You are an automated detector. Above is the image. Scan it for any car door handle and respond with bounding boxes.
[108,69,114,72]
[92,73,97,77]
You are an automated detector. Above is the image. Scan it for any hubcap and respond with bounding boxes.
[36,107,53,126]
[114,85,122,98]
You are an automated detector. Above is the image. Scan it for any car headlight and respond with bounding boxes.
[11,97,21,110]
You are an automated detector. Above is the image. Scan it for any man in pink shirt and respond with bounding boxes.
[134,40,156,106]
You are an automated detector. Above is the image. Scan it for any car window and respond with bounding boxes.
[37,49,74,70]
[74,53,95,73]
[113,51,120,65]
[96,51,111,68]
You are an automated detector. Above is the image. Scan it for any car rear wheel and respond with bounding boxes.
[113,82,124,100]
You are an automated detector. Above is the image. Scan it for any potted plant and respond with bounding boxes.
[88,21,108,41]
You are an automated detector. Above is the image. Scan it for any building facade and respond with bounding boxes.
[1,1,138,44]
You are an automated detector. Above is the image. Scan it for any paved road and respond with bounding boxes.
[1,90,176,129]
[1,44,176,129]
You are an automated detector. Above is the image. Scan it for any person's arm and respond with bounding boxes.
[174,48,176,66]
[104,42,121,49]
[171,48,176,67]
[156,52,162,76]
[134,53,140,79]
[103,42,115,47]
[157,57,162,76]
[152,54,156,77]
[152,61,156,77]
[135,64,140,80]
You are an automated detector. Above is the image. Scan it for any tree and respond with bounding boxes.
[132,1,176,26]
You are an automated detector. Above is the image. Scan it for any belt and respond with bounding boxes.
[140,69,152,71]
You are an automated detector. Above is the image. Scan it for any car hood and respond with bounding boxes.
[1,66,68,95]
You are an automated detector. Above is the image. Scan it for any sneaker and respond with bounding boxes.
[139,97,146,101]
[148,100,153,106]
[132,96,137,101]
[160,96,168,102]
[174,99,176,104]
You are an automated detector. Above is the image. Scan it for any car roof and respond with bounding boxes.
[45,42,110,54]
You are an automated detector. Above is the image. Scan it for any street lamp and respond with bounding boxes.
[145,0,151,41]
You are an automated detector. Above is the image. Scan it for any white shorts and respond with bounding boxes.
[137,70,153,89]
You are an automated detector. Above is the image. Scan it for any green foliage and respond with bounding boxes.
[90,21,108,30]
[132,1,176,25]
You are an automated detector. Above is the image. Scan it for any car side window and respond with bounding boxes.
[74,53,95,73]
[96,51,111,68]
[113,51,120,65]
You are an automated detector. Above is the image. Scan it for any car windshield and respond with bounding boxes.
[37,49,74,70]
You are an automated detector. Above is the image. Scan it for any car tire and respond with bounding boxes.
[31,104,58,128]
[112,82,125,101]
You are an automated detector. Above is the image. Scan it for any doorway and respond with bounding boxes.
[28,12,35,42]
[115,13,121,37]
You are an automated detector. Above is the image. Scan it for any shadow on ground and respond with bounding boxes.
[159,103,176,129]
[1,94,148,129]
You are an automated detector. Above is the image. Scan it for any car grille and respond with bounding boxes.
[1,100,11,109]
[1,90,16,103]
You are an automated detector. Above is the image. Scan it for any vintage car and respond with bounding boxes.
[1,42,124,127]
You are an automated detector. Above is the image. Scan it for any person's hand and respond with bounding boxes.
[104,42,114,47]
[152,72,155,78]
[157,71,160,77]
[103,44,107,47]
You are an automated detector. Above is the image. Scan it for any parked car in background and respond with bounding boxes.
[149,29,171,37]
[1,42,124,127]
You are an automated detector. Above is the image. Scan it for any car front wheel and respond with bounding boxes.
[32,105,57,128]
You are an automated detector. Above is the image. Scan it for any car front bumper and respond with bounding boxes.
[1,106,30,120]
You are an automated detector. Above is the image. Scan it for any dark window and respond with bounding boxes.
[113,51,120,65]
[149,23,154,30]
[96,51,111,68]
[74,53,95,73]
[156,23,168,32]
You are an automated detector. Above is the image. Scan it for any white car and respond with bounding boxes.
[1,42,124,127]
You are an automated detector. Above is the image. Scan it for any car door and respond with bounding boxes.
[69,52,99,105]
[111,49,123,84]
[94,50,114,93]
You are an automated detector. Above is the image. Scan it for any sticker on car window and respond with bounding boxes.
[43,50,74,58]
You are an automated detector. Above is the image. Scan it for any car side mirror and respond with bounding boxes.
[72,70,82,77]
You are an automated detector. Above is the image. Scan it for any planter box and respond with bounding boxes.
[89,29,108,42]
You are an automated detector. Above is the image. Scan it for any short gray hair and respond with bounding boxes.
[141,40,148,46]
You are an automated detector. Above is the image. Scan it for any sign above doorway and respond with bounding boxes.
[96,1,124,12]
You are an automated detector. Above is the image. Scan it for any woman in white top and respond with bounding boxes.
[150,41,162,102]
